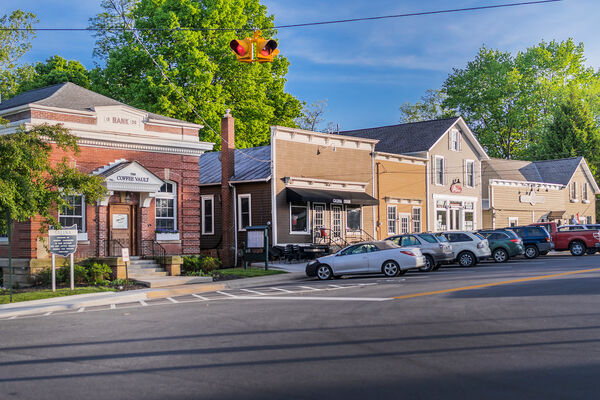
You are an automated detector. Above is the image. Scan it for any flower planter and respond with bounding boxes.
[156,232,180,241]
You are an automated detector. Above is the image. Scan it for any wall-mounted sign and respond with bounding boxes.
[520,190,545,206]
[48,225,78,257]
[450,183,463,193]
[115,174,150,183]
[112,214,129,229]
[332,199,351,204]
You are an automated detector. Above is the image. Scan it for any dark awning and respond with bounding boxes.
[286,187,378,206]
[548,211,566,219]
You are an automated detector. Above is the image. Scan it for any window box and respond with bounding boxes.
[156,230,180,241]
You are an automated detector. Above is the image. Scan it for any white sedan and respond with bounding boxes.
[305,240,425,280]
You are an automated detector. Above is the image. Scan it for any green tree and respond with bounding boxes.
[17,55,91,93]
[0,123,106,233]
[399,89,456,123]
[541,92,600,177]
[442,39,600,159]
[89,0,302,149]
[296,100,327,131]
[0,9,37,100]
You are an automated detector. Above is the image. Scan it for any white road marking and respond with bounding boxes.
[77,307,85,313]
[9,316,16,319]
[231,296,390,302]
[298,286,320,291]
[139,300,148,306]
[166,297,178,303]
[43,311,53,316]
[217,291,238,298]
[240,289,267,295]
[328,284,343,288]
[268,287,294,293]
[192,294,208,300]
[110,304,116,310]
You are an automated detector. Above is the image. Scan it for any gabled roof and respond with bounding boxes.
[340,117,460,154]
[0,82,192,124]
[199,145,271,185]
[485,156,599,191]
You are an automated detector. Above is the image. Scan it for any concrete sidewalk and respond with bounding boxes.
[0,271,307,319]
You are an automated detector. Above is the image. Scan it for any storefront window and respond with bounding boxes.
[156,182,177,231]
[387,206,397,235]
[59,195,85,232]
[291,203,308,233]
[464,211,474,230]
[346,206,361,232]
[436,209,447,231]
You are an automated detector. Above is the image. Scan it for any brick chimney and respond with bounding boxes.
[221,110,235,267]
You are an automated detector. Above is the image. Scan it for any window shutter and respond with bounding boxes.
[463,160,466,187]
[458,132,462,151]
[431,155,435,184]
[443,158,446,186]
[448,132,452,150]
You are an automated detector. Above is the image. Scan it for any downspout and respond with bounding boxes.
[231,183,238,267]
[376,161,381,240]
[425,152,430,231]
[372,149,377,239]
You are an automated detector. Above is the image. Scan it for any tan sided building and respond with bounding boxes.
[482,157,599,228]
[343,117,489,232]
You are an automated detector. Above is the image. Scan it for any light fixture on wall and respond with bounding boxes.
[316,148,321,155]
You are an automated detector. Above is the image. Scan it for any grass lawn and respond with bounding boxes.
[0,286,116,304]
[216,268,287,278]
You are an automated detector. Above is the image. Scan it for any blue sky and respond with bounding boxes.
[3,0,599,131]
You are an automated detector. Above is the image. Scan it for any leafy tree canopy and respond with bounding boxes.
[17,55,91,93]
[0,9,37,100]
[399,89,456,123]
[0,123,106,232]
[442,39,600,159]
[88,0,302,149]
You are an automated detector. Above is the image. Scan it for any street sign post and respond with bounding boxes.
[121,248,130,284]
[48,225,78,291]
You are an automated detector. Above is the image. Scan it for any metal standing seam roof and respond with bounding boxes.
[485,156,584,186]
[0,82,194,125]
[199,145,271,185]
[340,117,460,154]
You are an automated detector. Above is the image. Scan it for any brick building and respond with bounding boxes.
[0,83,213,284]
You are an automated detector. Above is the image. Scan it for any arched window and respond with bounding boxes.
[155,181,177,232]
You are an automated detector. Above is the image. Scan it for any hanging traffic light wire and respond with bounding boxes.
[0,0,562,32]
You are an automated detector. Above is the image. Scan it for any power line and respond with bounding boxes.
[0,1,562,32]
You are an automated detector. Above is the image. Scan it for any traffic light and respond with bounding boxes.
[229,38,253,63]
[255,38,279,63]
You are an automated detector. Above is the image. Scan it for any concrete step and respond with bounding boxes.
[129,259,160,266]
[133,276,213,288]
[130,271,169,278]
[128,267,164,272]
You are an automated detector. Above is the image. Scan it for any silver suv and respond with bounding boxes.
[386,233,454,272]
[437,231,491,267]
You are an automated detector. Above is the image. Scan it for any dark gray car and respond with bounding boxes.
[386,233,454,272]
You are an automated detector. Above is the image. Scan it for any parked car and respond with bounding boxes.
[305,241,425,280]
[385,233,454,272]
[478,230,525,263]
[530,222,600,256]
[436,232,491,267]
[506,226,553,258]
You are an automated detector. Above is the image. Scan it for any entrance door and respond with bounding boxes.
[331,206,342,238]
[449,209,461,231]
[399,214,411,234]
[109,204,136,256]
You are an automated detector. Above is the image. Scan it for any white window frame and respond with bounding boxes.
[238,194,252,232]
[201,195,214,235]
[345,205,362,234]
[435,155,445,186]
[387,205,397,235]
[313,203,326,230]
[331,204,343,238]
[582,182,589,203]
[399,213,411,234]
[465,160,475,188]
[412,206,422,233]
[450,129,460,151]
[508,217,519,227]
[59,194,87,241]
[570,182,578,202]
[155,181,178,233]
[289,202,310,235]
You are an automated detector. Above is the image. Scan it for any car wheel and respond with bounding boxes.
[457,251,476,267]
[382,260,400,277]
[570,241,586,256]
[492,248,509,263]
[524,245,539,259]
[419,255,435,272]
[316,264,333,280]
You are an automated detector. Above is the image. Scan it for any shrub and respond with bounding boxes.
[34,262,112,286]
[88,262,113,282]
[182,255,222,275]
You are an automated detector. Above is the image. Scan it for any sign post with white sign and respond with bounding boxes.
[121,248,130,284]
[48,225,78,291]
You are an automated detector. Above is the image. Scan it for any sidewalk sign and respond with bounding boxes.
[121,248,130,283]
[48,226,78,292]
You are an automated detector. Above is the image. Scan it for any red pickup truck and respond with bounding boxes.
[530,222,600,256]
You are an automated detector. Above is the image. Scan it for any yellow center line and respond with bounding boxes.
[393,267,600,300]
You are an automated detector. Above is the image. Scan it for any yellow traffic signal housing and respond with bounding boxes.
[229,38,253,63]
[255,38,279,63]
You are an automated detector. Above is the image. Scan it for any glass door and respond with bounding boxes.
[331,205,342,238]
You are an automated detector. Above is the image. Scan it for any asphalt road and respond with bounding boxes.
[2,255,600,400]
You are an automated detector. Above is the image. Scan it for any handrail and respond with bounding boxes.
[141,239,167,267]
[109,239,126,257]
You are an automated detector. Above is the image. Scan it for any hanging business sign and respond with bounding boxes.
[450,183,463,193]
[48,226,78,257]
